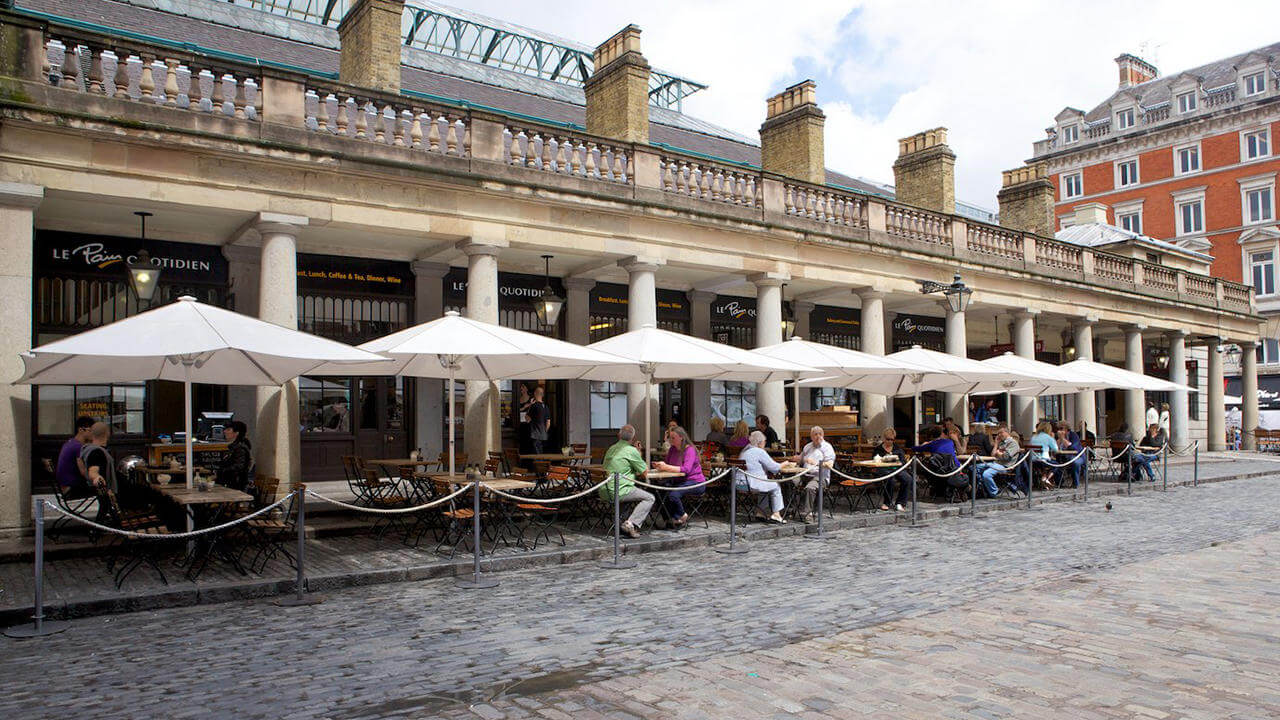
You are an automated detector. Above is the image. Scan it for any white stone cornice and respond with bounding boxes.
[411,260,450,278]
[0,182,43,209]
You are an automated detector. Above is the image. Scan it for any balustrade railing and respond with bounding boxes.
[41,35,260,120]
[967,224,1023,260]
[783,184,867,227]
[1034,237,1083,271]
[1222,282,1251,309]
[885,203,950,244]
[660,157,760,207]
[1205,86,1236,107]
[1094,253,1135,283]
[1142,262,1178,293]
[1184,274,1217,300]
[1084,121,1111,139]
[1143,105,1170,124]
[504,125,631,184]
[305,85,469,156]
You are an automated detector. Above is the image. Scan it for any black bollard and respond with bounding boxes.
[456,467,498,589]
[276,485,321,606]
[602,473,638,568]
[4,500,69,637]
[717,471,749,554]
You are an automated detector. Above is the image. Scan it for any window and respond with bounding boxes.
[1260,339,1280,364]
[1115,108,1135,129]
[37,383,146,436]
[299,377,352,433]
[1245,186,1274,224]
[1251,250,1275,296]
[1062,172,1083,199]
[1116,159,1139,187]
[1061,124,1078,144]
[1244,71,1266,96]
[1243,129,1271,160]
[589,381,629,429]
[1145,252,1162,265]
[1177,91,1197,113]
[1117,211,1142,234]
[1178,200,1204,235]
[1175,144,1200,175]
[711,380,756,426]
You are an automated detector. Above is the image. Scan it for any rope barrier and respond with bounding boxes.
[1030,448,1090,469]
[480,477,610,504]
[305,484,473,514]
[913,454,976,479]
[42,495,291,540]
[633,469,731,492]
[1168,441,1200,456]
[829,459,918,483]
[735,469,816,483]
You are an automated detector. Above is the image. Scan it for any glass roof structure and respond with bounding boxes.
[231,0,707,110]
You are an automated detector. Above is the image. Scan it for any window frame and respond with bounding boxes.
[1242,127,1271,161]
[1116,210,1142,234]
[1243,70,1266,97]
[1243,184,1275,225]
[1177,199,1204,236]
[1061,124,1079,145]
[1176,90,1197,114]
[1061,171,1083,199]
[1250,249,1276,297]
[1114,107,1135,130]
[1173,142,1202,176]
[1115,158,1140,188]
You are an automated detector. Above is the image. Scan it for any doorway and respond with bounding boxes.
[355,377,410,461]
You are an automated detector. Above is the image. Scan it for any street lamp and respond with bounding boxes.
[126,211,161,305]
[780,283,796,340]
[918,272,973,314]
[532,254,564,327]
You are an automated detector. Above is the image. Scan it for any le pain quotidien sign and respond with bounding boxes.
[36,231,229,284]
[445,267,567,306]
[892,313,946,351]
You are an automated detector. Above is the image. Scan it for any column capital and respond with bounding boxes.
[855,287,885,302]
[1120,323,1149,334]
[1014,309,1040,320]
[1235,338,1259,349]
[411,260,451,278]
[562,276,597,292]
[222,244,261,265]
[0,182,43,209]
[619,256,664,274]
[748,271,790,287]
[1073,315,1099,327]
[253,212,308,236]
[689,289,716,303]
[457,238,506,257]
[1163,328,1190,339]
[794,300,816,313]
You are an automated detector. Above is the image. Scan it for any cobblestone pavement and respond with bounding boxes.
[2,471,1278,719]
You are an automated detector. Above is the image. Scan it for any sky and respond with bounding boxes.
[447,0,1279,209]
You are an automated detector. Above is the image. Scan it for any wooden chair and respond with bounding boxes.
[503,448,526,475]
[243,481,297,573]
[42,457,97,541]
[98,489,172,588]
[590,446,607,463]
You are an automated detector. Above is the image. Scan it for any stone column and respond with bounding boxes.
[689,289,715,441]
[1241,340,1259,451]
[752,272,788,433]
[460,240,504,462]
[412,261,448,460]
[1166,330,1189,448]
[1073,318,1097,436]
[794,301,815,413]
[1207,339,1225,451]
[944,301,968,433]
[1012,310,1038,437]
[1123,325,1147,436]
[0,183,41,534]
[254,213,307,486]
[858,289,888,436]
[621,257,662,445]
[563,277,595,448]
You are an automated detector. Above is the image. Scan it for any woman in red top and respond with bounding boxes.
[653,425,705,528]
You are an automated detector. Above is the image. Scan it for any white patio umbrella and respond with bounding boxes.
[583,325,821,455]
[16,296,387,490]
[976,352,1110,396]
[1059,358,1193,392]
[308,311,636,475]
[755,337,935,450]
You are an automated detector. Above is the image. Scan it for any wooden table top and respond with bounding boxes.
[644,470,684,480]
[153,484,253,505]
[423,474,535,491]
[366,458,427,467]
[519,453,580,461]
[851,460,902,468]
[138,466,209,475]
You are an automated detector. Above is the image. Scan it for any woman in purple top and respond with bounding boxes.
[653,425,705,528]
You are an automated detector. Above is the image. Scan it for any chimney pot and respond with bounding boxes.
[584,24,651,144]
[892,127,956,214]
[759,80,825,185]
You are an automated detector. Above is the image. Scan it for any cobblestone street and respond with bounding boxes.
[3,473,1278,719]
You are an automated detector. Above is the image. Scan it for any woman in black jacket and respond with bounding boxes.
[216,420,254,492]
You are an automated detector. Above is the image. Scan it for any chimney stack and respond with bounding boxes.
[1115,53,1158,89]
[1073,202,1110,226]
[759,80,826,185]
[892,128,955,214]
[338,0,405,93]
[584,25,651,144]
[997,163,1054,236]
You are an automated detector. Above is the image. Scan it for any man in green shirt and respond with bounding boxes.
[599,424,654,538]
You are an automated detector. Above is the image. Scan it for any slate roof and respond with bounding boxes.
[16,0,891,193]
[1057,222,1212,261]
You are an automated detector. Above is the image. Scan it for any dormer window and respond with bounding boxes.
[1115,108,1135,129]
[1062,124,1079,144]
[1244,71,1266,96]
[1177,91,1197,113]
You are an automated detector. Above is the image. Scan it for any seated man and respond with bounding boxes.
[599,424,655,538]
[1110,422,1135,481]
[873,428,913,512]
[1054,422,1085,488]
[79,422,116,522]
[912,424,961,497]
[55,415,95,499]
[755,414,780,447]
[790,426,834,523]
[735,431,785,523]
[975,423,1025,499]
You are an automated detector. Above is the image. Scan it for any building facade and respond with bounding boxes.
[0,0,1261,534]
[1024,47,1278,420]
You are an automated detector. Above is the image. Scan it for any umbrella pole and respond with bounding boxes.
[185,375,194,491]
[793,375,801,452]
[448,366,456,477]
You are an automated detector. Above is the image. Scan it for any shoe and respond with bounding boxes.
[802,513,816,524]
[768,512,786,524]
[621,521,641,538]
[896,504,906,512]
[672,513,689,529]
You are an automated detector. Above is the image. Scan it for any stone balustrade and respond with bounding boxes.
[967,224,1024,261]
[304,84,469,155]
[504,125,631,184]
[1142,262,1178,293]
[783,183,867,227]
[1223,282,1251,307]
[1143,105,1170,124]
[1084,122,1111,139]
[1184,274,1218,301]
[1093,253,1135,283]
[660,157,760,207]
[885,202,951,245]
[41,35,260,120]
[1034,237,1084,271]
[1205,85,1237,107]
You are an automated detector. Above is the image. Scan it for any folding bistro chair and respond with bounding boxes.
[243,482,298,573]
[98,489,172,588]
[42,457,97,541]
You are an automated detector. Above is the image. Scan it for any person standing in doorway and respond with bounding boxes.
[527,385,551,454]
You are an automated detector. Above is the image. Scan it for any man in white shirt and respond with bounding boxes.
[790,426,835,523]
[1145,401,1159,429]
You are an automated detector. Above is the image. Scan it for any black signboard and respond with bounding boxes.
[36,230,228,285]
[1226,375,1280,410]
[445,267,566,306]
[590,282,689,321]
[297,253,413,296]
[712,295,756,325]
[810,305,860,334]
[892,313,946,351]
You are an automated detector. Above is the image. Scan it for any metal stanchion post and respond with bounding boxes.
[1127,447,1133,496]
[1082,452,1089,502]
[717,471,749,554]
[602,473,638,568]
[1162,445,1168,491]
[5,500,69,638]
[969,462,976,517]
[456,468,497,589]
[907,459,928,529]
[805,467,836,539]
[1194,443,1199,486]
[1027,456,1034,509]
[276,485,321,606]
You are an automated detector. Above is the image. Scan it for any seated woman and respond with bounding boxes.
[734,431,786,523]
[873,428,913,512]
[726,419,751,449]
[1054,422,1084,488]
[705,416,731,446]
[912,425,961,497]
[215,421,255,493]
[653,425,705,529]
[1028,421,1059,490]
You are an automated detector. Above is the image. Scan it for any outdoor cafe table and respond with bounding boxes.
[150,483,253,580]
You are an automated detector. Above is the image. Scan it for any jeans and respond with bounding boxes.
[1131,453,1156,481]
[616,487,655,527]
[976,462,1004,497]
[882,469,915,506]
[793,467,830,516]
[664,481,704,519]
